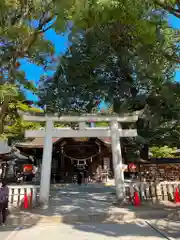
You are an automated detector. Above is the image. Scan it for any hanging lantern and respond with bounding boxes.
[128,163,136,170]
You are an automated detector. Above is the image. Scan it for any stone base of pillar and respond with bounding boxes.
[38,201,49,210]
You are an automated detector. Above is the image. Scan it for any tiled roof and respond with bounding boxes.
[15,137,111,148]
[15,138,60,148]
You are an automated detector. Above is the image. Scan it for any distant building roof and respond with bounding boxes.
[15,138,60,148]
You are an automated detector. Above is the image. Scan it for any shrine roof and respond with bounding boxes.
[15,137,112,148]
[15,138,60,148]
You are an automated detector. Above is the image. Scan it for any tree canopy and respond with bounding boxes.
[38,0,180,147]
[1,0,180,148]
[0,0,70,137]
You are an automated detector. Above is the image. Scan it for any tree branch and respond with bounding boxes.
[0,12,55,135]
[154,0,180,18]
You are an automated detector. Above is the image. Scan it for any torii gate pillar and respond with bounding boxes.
[110,121,125,201]
[39,120,53,207]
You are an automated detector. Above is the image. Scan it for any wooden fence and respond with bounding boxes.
[125,181,180,203]
[7,181,180,208]
[8,185,40,208]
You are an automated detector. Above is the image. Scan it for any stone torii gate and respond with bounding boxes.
[23,114,138,207]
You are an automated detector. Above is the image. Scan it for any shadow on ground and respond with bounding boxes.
[1,184,180,239]
[149,218,180,239]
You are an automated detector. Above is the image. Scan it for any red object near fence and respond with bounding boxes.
[23,192,29,209]
[133,191,141,206]
[174,187,180,203]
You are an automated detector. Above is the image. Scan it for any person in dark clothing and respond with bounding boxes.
[77,171,82,185]
[0,179,9,226]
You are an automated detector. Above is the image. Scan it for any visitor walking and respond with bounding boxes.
[77,171,82,185]
[0,179,9,226]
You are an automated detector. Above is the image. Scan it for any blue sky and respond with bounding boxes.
[20,14,180,106]
[168,15,180,81]
[20,29,69,101]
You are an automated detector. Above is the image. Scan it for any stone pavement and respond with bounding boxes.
[1,220,167,240]
[30,183,175,220]
[148,218,180,239]
[0,183,180,239]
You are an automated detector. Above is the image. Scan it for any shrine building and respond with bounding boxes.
[15,137,113,182]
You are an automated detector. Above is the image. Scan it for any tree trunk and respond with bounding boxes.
[0,97,9,135]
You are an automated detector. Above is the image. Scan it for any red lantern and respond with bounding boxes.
[129,163,136,170]
[23,164,33,173]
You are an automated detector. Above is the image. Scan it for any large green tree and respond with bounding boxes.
[0,0,71,135]
[39,1,176,111]
[38,0,180,148]
[153,0,180,63]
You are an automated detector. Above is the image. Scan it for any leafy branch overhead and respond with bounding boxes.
[38,0,180,147]
[154,0,180,19]
[0,0,69,135]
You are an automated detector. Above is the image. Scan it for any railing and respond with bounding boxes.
[8,185,40,208]
[125,181,180,203]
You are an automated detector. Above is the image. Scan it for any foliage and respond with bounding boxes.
[137,82,180,146]
[38,0,180,149]
[95,122,109,127]
[39,4,176,111]
[0,0,71,135]
[150,146,177,158]
[3,89,43,141]
[153,0,180,63]
[154,0,180,19]
[0,83,42,140]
